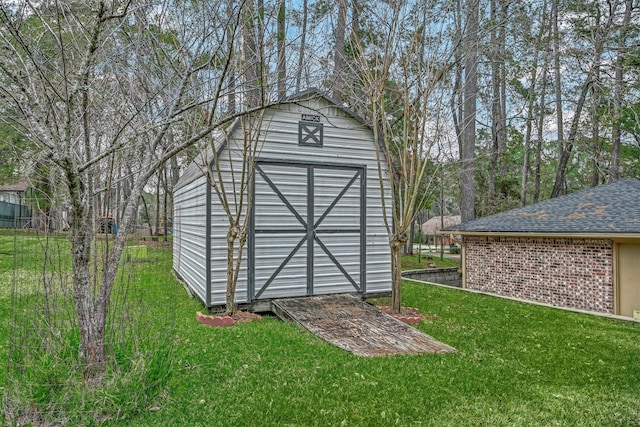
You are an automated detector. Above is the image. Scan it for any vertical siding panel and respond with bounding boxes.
[173,174,209,302]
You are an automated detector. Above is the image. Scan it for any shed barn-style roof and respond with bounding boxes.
[445,178,640,235]
[175,88,376,192]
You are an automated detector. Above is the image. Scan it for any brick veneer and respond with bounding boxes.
[464,236,614,313]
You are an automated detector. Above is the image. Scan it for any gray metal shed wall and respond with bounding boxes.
[173,173,209,302]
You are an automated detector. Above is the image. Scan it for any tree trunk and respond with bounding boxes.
[154,173,161,237]
[71,226,106,385]
[522,0,548,206]
[242,0,260,108]
[591,62,601,187]
[460,0,479,222]
[227,1,237,115]
[140,194,154,236]
[521,68,537,206]
[440,184,445,261]
[534,57,548,204]
[407,222,415,255]
[611,0,633,181]
[225,228,239,315]
[276,0,286,99]
[390,235,405,313]
[332,0,347,102]
[63,158,105,385]
[163,166,169,241]
[295,0,308,93]
[489,0,507,202]
[551,76,593,197]
[551,0,564,162]
[257,0,265,105]
[451,0,463,153]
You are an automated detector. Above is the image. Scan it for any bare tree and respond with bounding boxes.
[0,0,273,385]
[352,0,454,313]
[201,112,266,315]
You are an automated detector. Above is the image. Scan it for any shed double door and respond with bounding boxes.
[249,160,365,300]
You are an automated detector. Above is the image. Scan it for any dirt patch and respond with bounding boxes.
[377,306,440,324]
[196,311,263,327]
[231,311,263,324]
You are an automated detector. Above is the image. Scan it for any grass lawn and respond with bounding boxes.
[1,231,639,426]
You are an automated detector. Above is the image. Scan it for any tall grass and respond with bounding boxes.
[1,230,178,425]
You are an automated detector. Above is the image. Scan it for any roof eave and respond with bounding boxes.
[440,230,640,240]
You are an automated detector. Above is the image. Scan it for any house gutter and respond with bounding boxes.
[439,231,640,241]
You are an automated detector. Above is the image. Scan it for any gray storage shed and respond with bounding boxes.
[173,90,392,308]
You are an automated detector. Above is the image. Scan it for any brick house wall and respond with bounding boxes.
[464,236,614,313]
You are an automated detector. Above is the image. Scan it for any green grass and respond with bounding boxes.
[1,231,639,426]
[0,230,178,425]
[401,253,459,270]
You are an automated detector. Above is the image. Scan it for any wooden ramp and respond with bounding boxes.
[271,294,456,357]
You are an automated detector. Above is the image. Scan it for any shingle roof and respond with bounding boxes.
[445,178,640,235]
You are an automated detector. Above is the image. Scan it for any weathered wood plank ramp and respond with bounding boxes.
[271,294,456,356]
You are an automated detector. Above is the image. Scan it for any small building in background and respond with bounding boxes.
[444,178,640,318]
[422,215,461,247]
[0,181,30,228]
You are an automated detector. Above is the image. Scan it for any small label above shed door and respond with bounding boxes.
[301,114,321,122]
